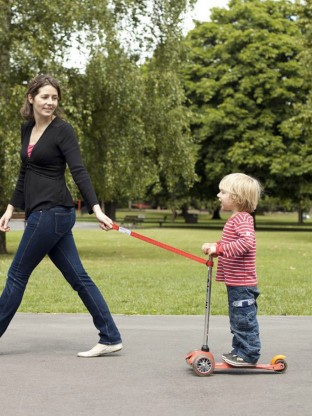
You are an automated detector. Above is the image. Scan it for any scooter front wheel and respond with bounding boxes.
[270,355,287,373]
[192,353,215,377]
[273,359,287,373]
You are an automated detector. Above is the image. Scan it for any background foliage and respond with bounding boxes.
[183,0,311,218]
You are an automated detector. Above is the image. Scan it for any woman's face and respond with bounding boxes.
[28,85,59,120]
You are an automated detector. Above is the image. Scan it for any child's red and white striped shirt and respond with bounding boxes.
[215,212,258,287]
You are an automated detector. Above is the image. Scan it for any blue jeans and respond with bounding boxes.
[0,207,121,345]
[227,285,261,363]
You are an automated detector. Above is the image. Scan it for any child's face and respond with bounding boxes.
[217,188,237,212]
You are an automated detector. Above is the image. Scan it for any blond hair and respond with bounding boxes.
[219,173,262,213]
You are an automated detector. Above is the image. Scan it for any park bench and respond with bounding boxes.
[11,211,26,227]
[12,211,25,220]
[121,215,167,227]
[143,216,167,227]
[121,215,145,227]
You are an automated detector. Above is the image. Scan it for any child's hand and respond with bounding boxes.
[201,243,217,255]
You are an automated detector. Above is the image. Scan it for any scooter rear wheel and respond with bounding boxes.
[192,354,215,377]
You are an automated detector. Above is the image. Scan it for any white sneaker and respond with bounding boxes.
[77,343,123,358]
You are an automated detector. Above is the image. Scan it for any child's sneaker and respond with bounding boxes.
[222,352,234,362]
[222,352,256,367]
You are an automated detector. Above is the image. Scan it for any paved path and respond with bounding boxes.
[1,314,311,416]
[9,219,101,231]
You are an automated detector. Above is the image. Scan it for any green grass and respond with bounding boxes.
[77,209,312,231]
[0,227,311,315]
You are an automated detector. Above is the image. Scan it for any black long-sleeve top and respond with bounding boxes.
[10,117,99,219]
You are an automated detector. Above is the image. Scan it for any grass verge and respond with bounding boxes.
[0,227,311,315]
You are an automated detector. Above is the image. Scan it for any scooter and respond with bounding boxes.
[111,223,287,377]
[185,256,287,376]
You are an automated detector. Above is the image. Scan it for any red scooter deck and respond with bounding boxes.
[185,349,287,376]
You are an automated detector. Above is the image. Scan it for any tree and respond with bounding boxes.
[277,0,312,223]
[78,45,152,219]
[183,0,308,221]
[142,36,197,213]
[76,0,198,219]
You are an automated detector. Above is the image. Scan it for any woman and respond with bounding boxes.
[0,74,122,357]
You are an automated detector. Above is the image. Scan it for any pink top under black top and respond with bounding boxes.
[27,144,35,158]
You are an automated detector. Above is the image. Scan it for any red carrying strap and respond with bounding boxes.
[112,223,212,267]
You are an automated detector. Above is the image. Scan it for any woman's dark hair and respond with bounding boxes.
[20,74,62,120]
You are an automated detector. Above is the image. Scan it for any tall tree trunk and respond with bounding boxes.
[0,0,11,254]
[298,207,304,225]
[181,203,188,218]
[0,234,7,254]
[251,211,256,229]
[104,201,117,221]
[211,208,221,220]
[180,203,198,223]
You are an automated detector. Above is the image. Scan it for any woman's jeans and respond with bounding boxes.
[227,285,261,363]
[0,207,121,345]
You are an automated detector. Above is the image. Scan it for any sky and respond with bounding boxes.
[66,0,230,69]
[185,0,229,30]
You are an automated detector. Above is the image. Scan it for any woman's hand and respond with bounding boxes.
[92,204,113,231]
[0,204,14,233]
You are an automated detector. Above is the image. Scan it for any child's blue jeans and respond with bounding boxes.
[227,285,261,363]
[0,206,122,345]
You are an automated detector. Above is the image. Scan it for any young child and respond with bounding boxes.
[202,173,262,366]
